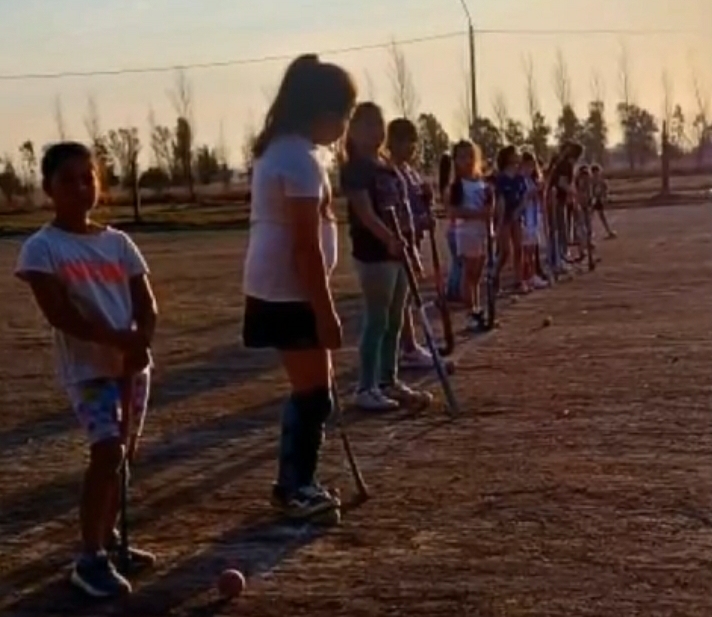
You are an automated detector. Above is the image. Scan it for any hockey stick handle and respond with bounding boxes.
[385,208,460,415]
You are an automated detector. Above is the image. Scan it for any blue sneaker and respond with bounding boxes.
[70,553,132,598]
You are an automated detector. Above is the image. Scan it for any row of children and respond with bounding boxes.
[10,53,620,599]
[439,139,617,329]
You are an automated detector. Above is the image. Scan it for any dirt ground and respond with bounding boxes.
[1,204,711,616]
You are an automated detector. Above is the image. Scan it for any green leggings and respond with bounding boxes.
[354,260,409,391]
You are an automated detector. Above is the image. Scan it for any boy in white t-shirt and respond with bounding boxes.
[14,142,158,599]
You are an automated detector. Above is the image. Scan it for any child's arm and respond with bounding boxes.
[130,274,158,344]
[122,235,158,346]
[342,162,401,255]
[21,271,136,349]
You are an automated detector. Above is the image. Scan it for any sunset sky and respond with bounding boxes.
[0,0,709,166]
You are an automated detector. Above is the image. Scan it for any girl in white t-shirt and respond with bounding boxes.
[446,141,493,332]
[241,54,356,523]
[520,151,549,289]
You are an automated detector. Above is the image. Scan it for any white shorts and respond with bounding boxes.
[456,224,487,259]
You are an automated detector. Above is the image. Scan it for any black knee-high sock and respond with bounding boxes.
[277,387,333,493]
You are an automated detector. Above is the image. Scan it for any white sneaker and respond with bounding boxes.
[354,388,399,411]
[529,276,549,290]
[381,382,434,408]
[400,345,433,369]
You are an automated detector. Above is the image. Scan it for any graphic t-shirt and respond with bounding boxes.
[495,172,527,220]
[340,156,414,263]
[14,224,149,386]
[243,134,337,302]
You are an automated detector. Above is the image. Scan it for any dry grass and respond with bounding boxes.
[0,204,711,615]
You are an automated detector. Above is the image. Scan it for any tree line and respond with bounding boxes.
[390,44,711,180]
[0,45,709,211]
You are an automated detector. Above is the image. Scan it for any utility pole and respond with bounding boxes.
[459,0,478,140]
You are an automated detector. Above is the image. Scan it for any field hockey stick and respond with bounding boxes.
[330,366,369,501]
[385,208,460,416]
[423,202,455,357]
[584,205,596,271]
[118,376,134,574]
[484,190,498,331]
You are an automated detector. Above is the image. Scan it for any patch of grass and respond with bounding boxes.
[0,202,252,237]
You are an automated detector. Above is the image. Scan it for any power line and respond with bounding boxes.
[0,27,702,83]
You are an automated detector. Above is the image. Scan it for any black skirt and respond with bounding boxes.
[242,296,321,350]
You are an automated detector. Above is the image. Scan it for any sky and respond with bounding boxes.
[0,0,710,167]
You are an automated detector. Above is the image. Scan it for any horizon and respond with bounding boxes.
[0,0,710,167]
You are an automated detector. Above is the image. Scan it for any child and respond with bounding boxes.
[447,140,493,331]
[242,54,356,521]
[387,118,435,369]
[520,151,549,290]
[574,164,593,262]
[591,164,616,239]
[494,145,528,293]
[546,141,583,270]
[14,142,158,598]
[438,152,463,302]
[340,102,433,411]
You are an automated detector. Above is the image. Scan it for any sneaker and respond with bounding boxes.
[381,381,434,409]
[70,553,132,598]
[606,231,617,239]
[400,345,433,369]
[354,388,399,411]
[106,529,157,570]
[516,282,531,295]
[466,311,487,332]
[529,276,549,290]
[271,484,339,520]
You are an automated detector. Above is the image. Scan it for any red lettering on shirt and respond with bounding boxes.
[58,260,127,285]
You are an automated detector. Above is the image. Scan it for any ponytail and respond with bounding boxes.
[438,152,452,200]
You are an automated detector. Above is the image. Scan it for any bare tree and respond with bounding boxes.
[689,59,710,166]
[491,90,509,136]
[522,54,540,127]
[661,69,674,127]
[618,43,634,107]
[147,107,174,175]
[83,94,101,144]
[217,118,230,167]
[169,70,194,126]
[552,48,573,110]
[455,65,473,138]
[241,110,258,171]
[107,128,142,221]
[54,95,67,141]
[363,70,378,102]
[168,70,196,201]
[590,69,605,103]
[387,41,419,119]
[216,118,232,188]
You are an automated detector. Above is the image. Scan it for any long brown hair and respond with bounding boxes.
[252,54,357,158]
[342,101,384,162]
